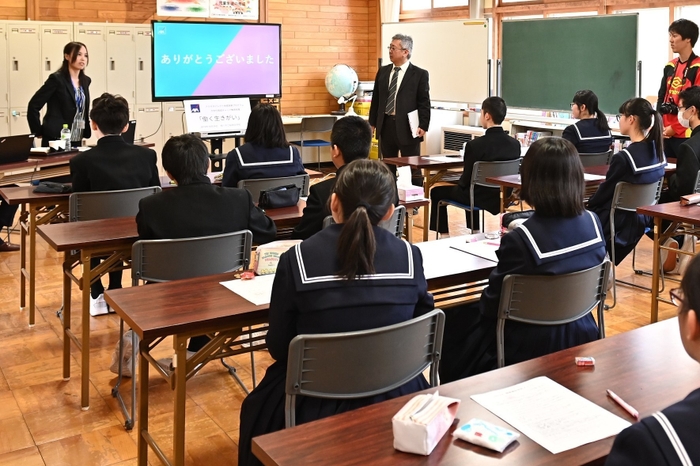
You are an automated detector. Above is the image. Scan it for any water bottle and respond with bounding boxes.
[60,124,71,149]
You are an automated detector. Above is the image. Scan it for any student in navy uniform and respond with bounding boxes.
[222,104,305,189]
[664,86,700,202]
[588,98,666,265]
[291,115,372,240]
[429,96,521,234]
[439,138,606,383]
[605,255,700,466]
[562,90,613,155]
[238,159,434,466]
[69,93,160,316]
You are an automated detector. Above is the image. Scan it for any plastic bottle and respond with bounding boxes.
[60,124,71,149]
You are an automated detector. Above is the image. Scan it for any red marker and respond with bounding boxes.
[607,389,639,419]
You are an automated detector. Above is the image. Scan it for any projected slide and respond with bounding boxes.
[153,22,281,100]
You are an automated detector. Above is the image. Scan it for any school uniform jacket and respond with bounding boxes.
[455,126,521,215]
[588,141,666,264]
[667,125,700,201]
[221,143,305,188]
[290,165,343,240]
[368,62,431,146]
[136,174,276,244]
[28,70,91,143]
[562,118,613,154]
[606,388,700,466]
[70,135,159,193]
[238,225,434,466]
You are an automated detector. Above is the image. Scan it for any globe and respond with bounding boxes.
[325,64,359,100]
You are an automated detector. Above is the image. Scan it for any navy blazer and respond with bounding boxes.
[291,165,344,240]
[28,71,91,143]
[221,143,305,188]
[606,388,700,466]
[588,141,666,264]
[667,125,700,201]
[562,118,613,154]
[368,63,431,145]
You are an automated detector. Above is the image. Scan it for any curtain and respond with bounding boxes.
[380,0,400,23]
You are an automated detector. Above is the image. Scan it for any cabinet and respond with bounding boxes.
[0,109,9,136]
[7,23,41,109]
[40,22,73,83]
[106,25,136,104]
[0,22,8,109]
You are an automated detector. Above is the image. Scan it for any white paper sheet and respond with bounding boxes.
[666,162,676,170]
[471,376,631,454]
[427,156,464,163]
[583,173,606,181]
[220,274,276,306]
[408,109,420,138]
[449,239,500,263]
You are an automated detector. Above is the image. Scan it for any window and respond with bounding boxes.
[433,0,468,7]
[401,0,467,11]
[547,11,597,18]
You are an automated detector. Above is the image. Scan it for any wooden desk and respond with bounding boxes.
[400,198,430,243]
[383,156,465,241]
[637,202,700,323]
[253,317,698,466]
[0,150,78,184]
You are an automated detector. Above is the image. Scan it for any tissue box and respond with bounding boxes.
[398,186,424,202]
[254,240,302,275]
[392,392,460,455]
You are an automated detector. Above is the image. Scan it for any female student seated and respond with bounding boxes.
[439,137,606,383]
[606,254,700,465]
[238,159,434,466]
[222,104,305,188]
[562,90,613,154]
[588,98,666,265]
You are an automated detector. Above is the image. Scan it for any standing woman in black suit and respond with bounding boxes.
[28,42,91,147]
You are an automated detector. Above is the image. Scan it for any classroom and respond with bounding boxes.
[1,0,700,464]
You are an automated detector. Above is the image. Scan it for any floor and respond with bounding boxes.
[0,205,679,465]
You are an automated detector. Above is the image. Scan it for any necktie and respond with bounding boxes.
[385,67,401,115]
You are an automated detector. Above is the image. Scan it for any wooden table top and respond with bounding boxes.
[37,216,137,251]
[415,236,495,288]
[253,318,698,466]
[383,156,465,169]
[0,186,70,204]
[638,201,700,223]
[0,151,79,172]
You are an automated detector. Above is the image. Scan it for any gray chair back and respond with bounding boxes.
[285,308,445,428]
[300,116,336,135]
[131,230,253,284]
[471,159,521,189]
[496,260,610,368]
[694,169,700,194]
[237,174,310,200]
[321,205,406,239]
[69,186,162,222]
[579,150,612,167]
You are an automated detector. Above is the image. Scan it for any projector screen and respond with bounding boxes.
[151,21,282,101]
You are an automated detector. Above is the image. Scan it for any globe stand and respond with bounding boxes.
[331,102,347,115]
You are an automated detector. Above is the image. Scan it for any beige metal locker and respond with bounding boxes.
[163,101,185,140]
[8,23,41,109]
[106,25,135,104]
[40,22,73,83]
[10,108,31,135]
[0,22,8,109]
[74,23,107,105]
[0,109,9,136]
[134,103,164,173]
[134,26,153,105]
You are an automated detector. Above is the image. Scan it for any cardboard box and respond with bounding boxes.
[398,185,424,202]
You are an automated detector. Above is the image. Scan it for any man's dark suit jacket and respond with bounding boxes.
[70,135,160,192]
[668,125,700,201]
[368,63,431,146]
[136,175,277,245]
[456,126,521,215]
[28,70,91,143]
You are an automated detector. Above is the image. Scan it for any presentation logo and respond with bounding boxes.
[190,104,201,113]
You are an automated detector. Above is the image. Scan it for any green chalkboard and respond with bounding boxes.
[502,15,638,115]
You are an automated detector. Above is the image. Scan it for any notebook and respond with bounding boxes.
[0,134,34,165]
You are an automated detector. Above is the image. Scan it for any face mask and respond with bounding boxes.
[679,109,692,128]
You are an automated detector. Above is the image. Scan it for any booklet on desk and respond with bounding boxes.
[220,274,275,306]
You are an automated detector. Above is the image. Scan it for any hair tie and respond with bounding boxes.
[356,202,371,211]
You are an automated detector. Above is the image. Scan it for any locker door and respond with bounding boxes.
[163,101,185,140]
[8,23,41,109]
[135,103,164,174]
[0,23,8,109]
[106,25,136,104]
[74,23,107,105]
[10,108,31,135]
[0,109,9,136]
[134,26,153,104]
[40,22,73,83]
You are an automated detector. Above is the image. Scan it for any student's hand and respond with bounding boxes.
[663,125,675,138]
[416,128,426,138]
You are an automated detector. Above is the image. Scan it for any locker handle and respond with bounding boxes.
[138,60,144,71]
[13,60,18,71]
[110,60,115,71]
[46,60,51,71]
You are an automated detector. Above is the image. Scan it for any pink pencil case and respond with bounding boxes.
[392,392,461,455]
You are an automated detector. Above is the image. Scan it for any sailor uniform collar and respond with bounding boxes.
[621,142,666,174]
[573,119,612,141]
[235,145,294,167]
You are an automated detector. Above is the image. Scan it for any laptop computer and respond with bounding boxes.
[0,134,34,165]
[122,120,137,144]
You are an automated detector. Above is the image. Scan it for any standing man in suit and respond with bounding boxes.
[429,97,521,235]
[369,34,431,172]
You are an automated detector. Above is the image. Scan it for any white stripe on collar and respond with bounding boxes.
[235,146,294,167]
[573,122,612,141]
[652,412,692,466]
[621,148,666,173]
[294,240,415,284]
[518,211,603,260]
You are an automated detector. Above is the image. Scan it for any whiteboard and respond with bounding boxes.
[381,20,489,103]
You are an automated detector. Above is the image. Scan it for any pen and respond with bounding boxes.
[607,389,639,419]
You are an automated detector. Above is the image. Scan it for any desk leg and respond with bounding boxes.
[62,251,72,381]
[80,250,92,410]
[173,336,187,466]
[28,205,39,326]
[422,168,430,242]
[650,217,662,324]
[500,187,506,214]
[406,209,414,244]
[19,203,27,310]
[138,339,150,465]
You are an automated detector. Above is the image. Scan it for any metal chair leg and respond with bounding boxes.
[112,318,135,430]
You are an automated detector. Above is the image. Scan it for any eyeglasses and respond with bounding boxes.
[570,103,576,108]
[388,46,405,52]
[616,114,624,122]
[670,288,685,307]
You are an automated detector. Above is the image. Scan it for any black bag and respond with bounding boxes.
[258,184,300,209]
[33,181,71,193]
[502,210,534,230]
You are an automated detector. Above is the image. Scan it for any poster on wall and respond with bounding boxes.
[210,0,259,20]
[157,0,209,17]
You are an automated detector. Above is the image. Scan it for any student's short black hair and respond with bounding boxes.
[330,116,372,164]
[90,93,129,135]
[679,86,700,112]
[520,137,584,217]
[669,19,699,47]
[481,96,507,125]
[162,134,210,185]
[244,104,289,149]
[681,254,700,313]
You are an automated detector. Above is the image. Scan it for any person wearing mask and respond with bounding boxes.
[665,85,700,201]
[562,90,613,154]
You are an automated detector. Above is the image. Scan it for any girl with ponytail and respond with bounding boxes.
[563,90,614,154]
[588,97,666,265]
[238,158,434,466]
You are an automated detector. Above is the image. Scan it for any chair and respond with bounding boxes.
[578,150,612,167]
[322,205,406,239]
[113,230,254,430]
[694,169,700,193]
[285,308,445,428]
[436,159,520,238]
[237,174,310,201]
[69,186,162,222]
[496,261,610,368]
[607,180,662,309]
[289,117,336,170]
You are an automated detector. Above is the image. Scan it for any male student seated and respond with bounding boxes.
[663,86,700,202]
[70,93,160,316]
[291,116,372,240]
[429,97,521,234]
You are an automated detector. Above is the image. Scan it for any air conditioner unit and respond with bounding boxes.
[441,125,486,154]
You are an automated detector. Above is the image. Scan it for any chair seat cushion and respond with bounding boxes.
[289,140,331,147]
